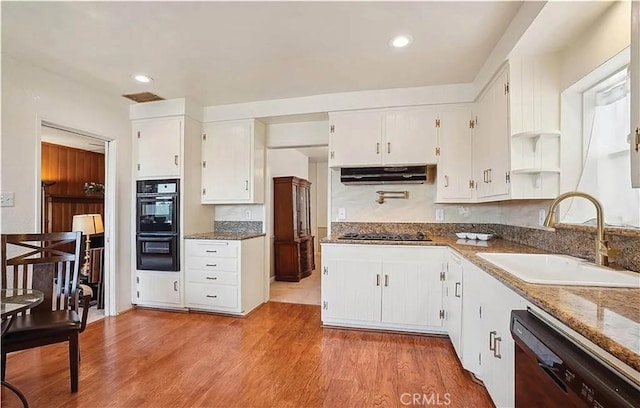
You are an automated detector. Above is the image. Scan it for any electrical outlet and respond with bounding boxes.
[538,209,546,226]
[337,208,346,220]
[435,208,445,222]
[245,210,252,220]
[0,192,15,207]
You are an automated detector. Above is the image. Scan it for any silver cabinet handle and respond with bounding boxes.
[444,175,449,187]
[489,330,496,351]
[174,155,179,166]
[494,336,502,359]
[206,294,218,298]
[206,264,217,267]
[206,250,217,253]
[384,274,389,287]
[454,282,461,298]
[173,281,178,291]
[484,170,488,183]
[376,274,380,286]
[488,168,492,183]
[376,142,380,154]
[387,142,391,154]
[206,276,218,280]
[245,180,249,191]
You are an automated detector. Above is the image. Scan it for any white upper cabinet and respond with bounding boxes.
[201,119,265,204]
[133,117,182,179]
[436,106,474,201]
[329,110,383,167]
[474,67,510,199]
[383,106,439,165]
[329,107,438,167]
[631,0,640,188]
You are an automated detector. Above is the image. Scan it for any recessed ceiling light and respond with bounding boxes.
[391,35,412,48]
[133,74,153,83]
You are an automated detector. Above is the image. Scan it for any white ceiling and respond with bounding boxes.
[1,1,522,107]
[41,126,106,154]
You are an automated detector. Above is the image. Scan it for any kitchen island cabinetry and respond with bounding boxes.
[321,244,447,333]
[184,237,265,315]
[201,119,265,204]
[133,117,182,179]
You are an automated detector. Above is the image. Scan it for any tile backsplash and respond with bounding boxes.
[330,169,551,228]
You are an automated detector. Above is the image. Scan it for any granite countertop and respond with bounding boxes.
[321,235,640,373]
[185,232,266,240]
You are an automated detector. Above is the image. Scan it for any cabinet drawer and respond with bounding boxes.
[187,257,237,272]
[186,241,238,258]
[186,269,238,286]
[186,283,238,309]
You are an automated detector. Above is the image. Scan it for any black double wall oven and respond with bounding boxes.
[136,179,180,272]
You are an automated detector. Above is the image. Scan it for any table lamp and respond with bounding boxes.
[72,214,104,275]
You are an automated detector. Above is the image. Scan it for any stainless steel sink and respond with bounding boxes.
[477,253,640,288]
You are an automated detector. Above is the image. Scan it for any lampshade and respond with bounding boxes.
[72,214,104,235]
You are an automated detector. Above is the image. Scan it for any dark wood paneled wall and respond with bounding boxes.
[41,142,105,233]
[41,142,105,196]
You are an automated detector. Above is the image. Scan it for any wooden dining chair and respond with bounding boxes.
[1,232,93,393]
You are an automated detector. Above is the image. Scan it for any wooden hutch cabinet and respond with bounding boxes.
[273,176,315,281]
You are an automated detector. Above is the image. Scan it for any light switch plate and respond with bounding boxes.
[435,208,445,222]
[337,208,346,220]
[0,192,14,207]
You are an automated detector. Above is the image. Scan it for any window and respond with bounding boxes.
[563,68,640,227]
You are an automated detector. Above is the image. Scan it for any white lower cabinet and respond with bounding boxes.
[321,244,447,333]
[443,250,464,359]
[461,257,528,408]
[135,271,182,307]
[185,237,265,315]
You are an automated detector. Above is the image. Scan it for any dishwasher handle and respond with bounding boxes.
[538,362,568,393]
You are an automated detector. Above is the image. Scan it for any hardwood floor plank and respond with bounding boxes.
[2,303,492,408]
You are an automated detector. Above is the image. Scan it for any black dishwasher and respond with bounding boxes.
[511,310,640,408]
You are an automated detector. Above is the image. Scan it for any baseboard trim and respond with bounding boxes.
[270,275,276,283]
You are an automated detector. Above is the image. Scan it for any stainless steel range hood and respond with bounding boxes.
[340,165,429,185]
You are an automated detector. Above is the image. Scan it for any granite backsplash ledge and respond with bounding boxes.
[214,221,263,234]
[330,222,640,272]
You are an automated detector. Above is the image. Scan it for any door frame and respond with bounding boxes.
[35,119,118,317]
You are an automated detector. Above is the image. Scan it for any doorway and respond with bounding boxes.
[38,121,115,321]
[266,146,328,306]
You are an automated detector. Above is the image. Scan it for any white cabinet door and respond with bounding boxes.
[201,121,252,202]
[483,276,527,408]
[329,111,382,167]
[321,258,382,323]
[383,107,438,165]
[475,68,510,198]
[134,118,182,179]
[381,260,442,327]
[460,258,488,379]
[437,107,474,200]
[443,250,463,360]
[631,0,640,188]
[489,68,511,197]
[136,271,181,305]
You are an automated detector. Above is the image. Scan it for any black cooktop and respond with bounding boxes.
[338,232,431,242]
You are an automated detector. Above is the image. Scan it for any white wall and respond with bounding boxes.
[560,1,631,91]
[266,121,329,148]
[1,56,133,313]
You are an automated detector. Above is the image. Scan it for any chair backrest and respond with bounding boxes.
[1,232,82,314]
[87,247,104,284]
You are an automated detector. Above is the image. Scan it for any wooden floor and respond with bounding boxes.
[1,303,492,408]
